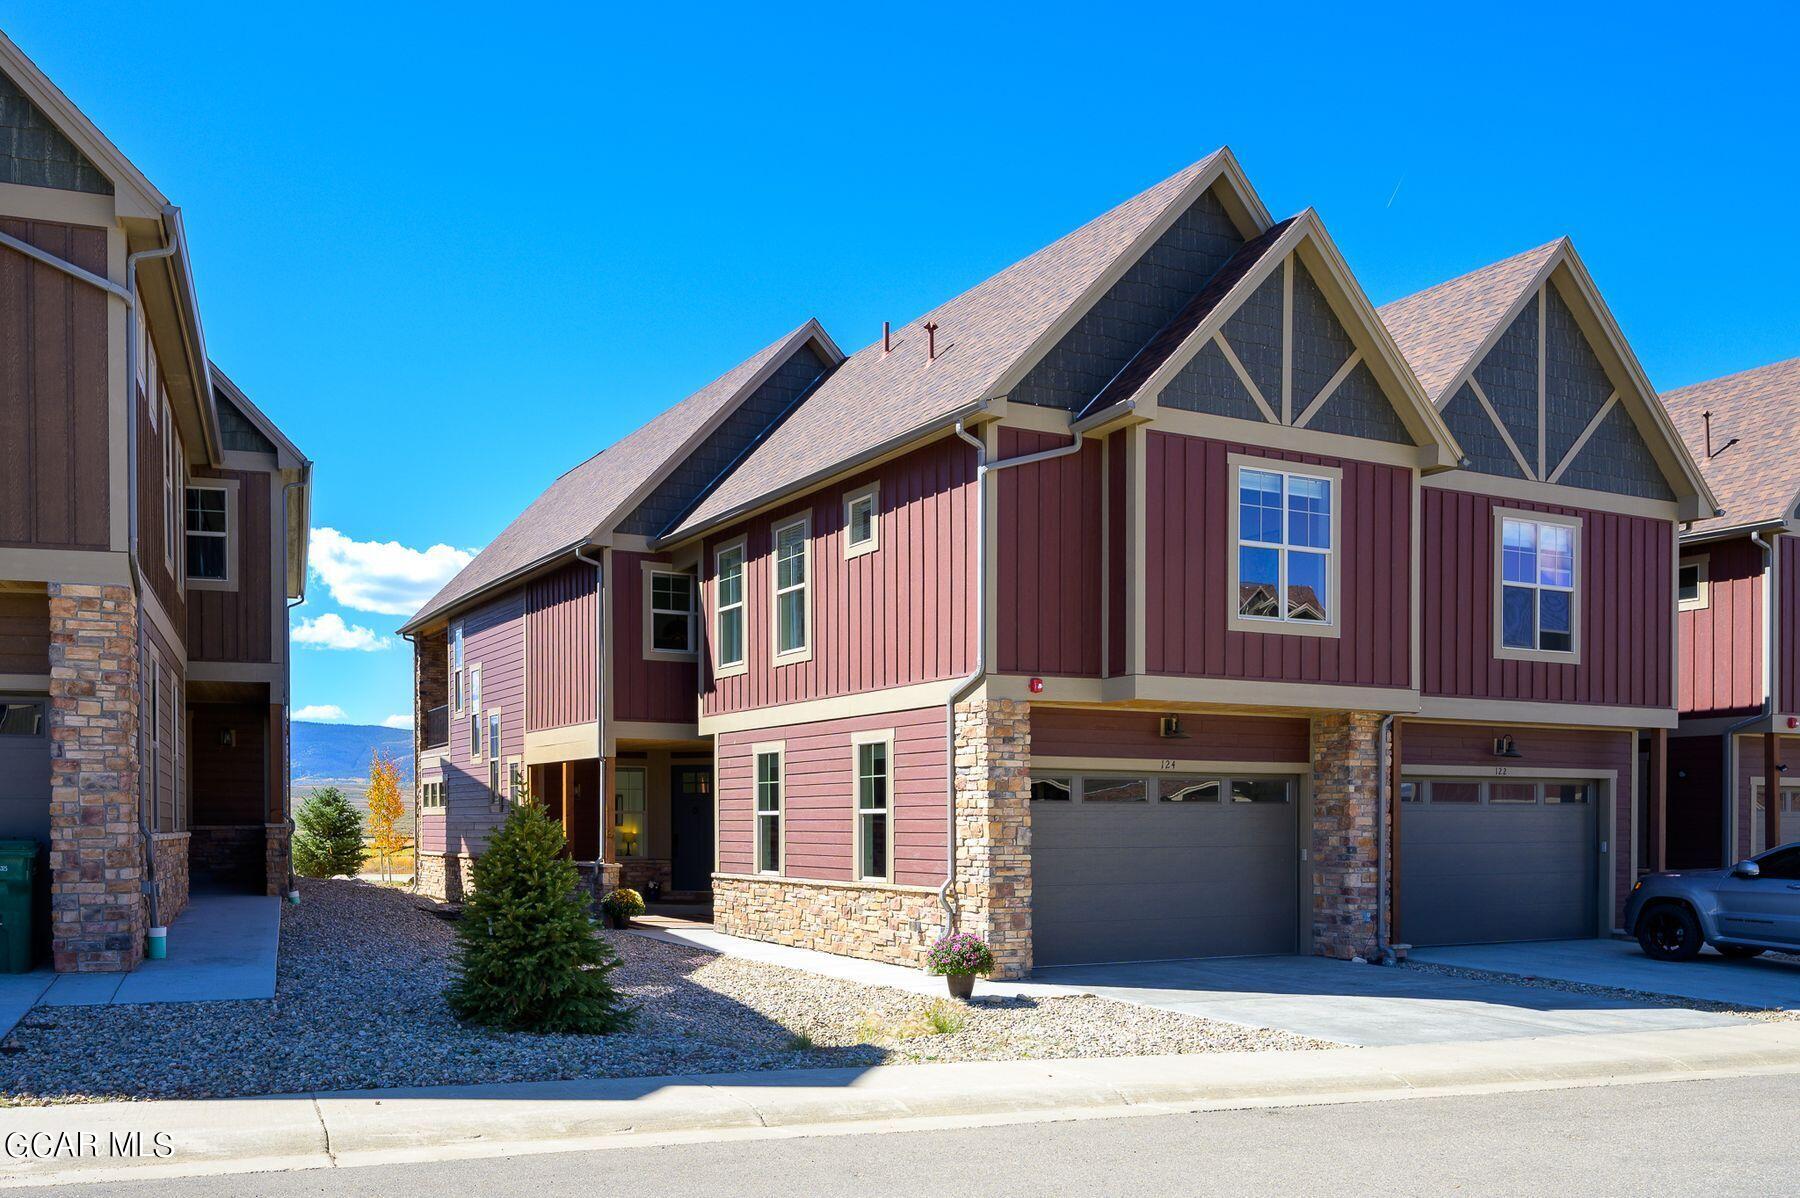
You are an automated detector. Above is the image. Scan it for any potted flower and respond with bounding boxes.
[926,931,994,999]
[600,887,645,929]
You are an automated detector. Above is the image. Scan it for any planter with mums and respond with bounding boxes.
[600,887,645,929]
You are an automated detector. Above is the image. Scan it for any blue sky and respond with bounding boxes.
[9,3,1796,726]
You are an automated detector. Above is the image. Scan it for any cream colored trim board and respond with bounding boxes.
[1280,255,1294,424]
[1293,350,1362,429]
[1215,333,1279,424]
[1413,696,1676,730]
[137,581,186,668]
[983,672,1422,714]
[0,181,116,227]
[0,674,51,692]
[1466,377,1538,481]
[611,720,703,745]
[711,871,942,897]
[0,548,132,586]
[524,723,600,765]
[1423,470,1679,522]
[701,678,960,736]
[1147,407,1429,471]
[1547,391,1621,485]
[1032,755,1312,774]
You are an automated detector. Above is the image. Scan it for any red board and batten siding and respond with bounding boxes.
[1677,536,1764,718]
[1032,708,1310,764]
[420,590,525,856]
[1144,432,1411,688]
[702,437,977,716]
[1403,720,1636,917]
[525,562,597,732]
[716,707,948,886]
[1421,487,1672,708]
[1782,537,1800,717]
[611,551,695,725]
[1107,433,1127,676]
[994,429,1103,677]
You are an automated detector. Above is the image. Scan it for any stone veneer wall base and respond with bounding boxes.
[148,832,190,925]
[713,874,950,969]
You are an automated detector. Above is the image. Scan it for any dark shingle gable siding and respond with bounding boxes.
[1542,285,1615,471]
[1289,259,1409,444]
[1010,188,1242,411]
[1560,402,1674,500]
[618,343,832,536]
[1161,339,1267,423]
[1471,305,1539,471]
[1443,383,1526,479]
[1221,270,1282,408]
[218,395,277,455]
[0,73,112,195]
[1309,362,1410,444]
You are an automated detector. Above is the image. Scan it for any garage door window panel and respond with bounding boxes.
[1489,782,1538,805]
[1080,778,1146,803]
[1030,777,1072,803]
[0,701,44,736]
[1230,778,1290,804]
[1160,778,1221,803]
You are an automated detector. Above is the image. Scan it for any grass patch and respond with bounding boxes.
[854,1001,968,1044]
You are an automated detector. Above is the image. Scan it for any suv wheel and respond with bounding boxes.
[1718,945,1766,960]
[1637,903,1703,961]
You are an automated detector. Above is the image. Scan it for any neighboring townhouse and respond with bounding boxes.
[1660,358,1800,867]
[0,33,312,972]
[405,149,1714,979]
[1379,244,1714,947]
[399,321,844,901]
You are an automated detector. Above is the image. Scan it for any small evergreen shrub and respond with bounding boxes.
[292,787,366,878]
[446,795,633,1034]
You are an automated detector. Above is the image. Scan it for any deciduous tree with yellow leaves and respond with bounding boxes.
[366,751,409,881]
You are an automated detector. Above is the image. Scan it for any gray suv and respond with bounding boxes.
[1626,842,1800,960]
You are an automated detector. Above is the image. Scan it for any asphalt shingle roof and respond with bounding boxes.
[405,322,822,629]
[1662,356,1800,535]
[1377,241,1562,404]
[665,152,1229,539]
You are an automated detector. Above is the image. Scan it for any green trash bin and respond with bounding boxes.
[0,839,39,974]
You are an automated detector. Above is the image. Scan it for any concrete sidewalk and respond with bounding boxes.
[4,1021,1798,1188]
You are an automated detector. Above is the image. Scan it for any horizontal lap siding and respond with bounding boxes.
[1677,537,1763,718]
[703,438,976,716]
[1144,432,1410,687]
[716,707,947,886]
[0,219,109,551]
[443,592,525,854]
[1031,708,1310,763]
[1403,720,1635,914]
[1421,486,1672,708]
[185,468,272,662]
[995,429,1102,677]
[613,551,697,724]
[526,561,597,731]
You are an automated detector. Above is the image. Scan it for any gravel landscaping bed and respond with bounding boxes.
[1402,960,1800,1024]
[0,880,1330,1105]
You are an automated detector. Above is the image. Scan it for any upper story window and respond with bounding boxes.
[162,399,179,578]
[1496,513,1579,661]
[467,666,482,758]
[1230,461,1338,635]
[1677,557,1710,612]
[646,568,695,656]
[772,515,811,661]
[715,541,746,675]
[185,485,232,585]
[486,712,502,798]
[451,624,464,712]
[844,483,879,559]
[755,745,783,874]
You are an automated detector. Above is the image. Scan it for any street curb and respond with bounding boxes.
[4,1022,1799,1187]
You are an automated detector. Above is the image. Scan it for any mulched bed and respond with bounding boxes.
[0,879,1330,1105]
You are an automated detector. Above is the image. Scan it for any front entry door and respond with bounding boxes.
[670,765,714,893]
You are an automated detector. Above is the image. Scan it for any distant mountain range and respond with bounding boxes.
[292,721,413,784]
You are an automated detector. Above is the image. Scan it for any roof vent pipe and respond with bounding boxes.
[1703,410,1739,460]
[883,321,891,354]
[924,322,938,361]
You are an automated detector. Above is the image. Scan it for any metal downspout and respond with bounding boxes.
[1721,530,1779,862]
[576,547,607,863]
[938,415,1086,929]
[1377,713,1396,962]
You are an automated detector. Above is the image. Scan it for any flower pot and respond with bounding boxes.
[603,911,627,930]
[946,973,975,1000]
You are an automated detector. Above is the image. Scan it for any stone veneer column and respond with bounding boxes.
[47,583,146,972]
[1310,710,1383,960]
[265,824,293,896]
[952,697,1032,979]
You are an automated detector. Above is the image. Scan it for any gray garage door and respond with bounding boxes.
[0,697,51,846]
[1031,772,1300,966]
[1400,777,1598,946]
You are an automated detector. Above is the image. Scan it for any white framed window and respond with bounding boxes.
[185,482,236,588]
[843,482,880,559]
[467,666,483,759]
[161,398,177,576]
[643,565,696,658]
[714,539,747,677]
[754,744,783,874]
[853,730,893,881]
[1678,556,1710,612]
[451,624,465,713]
[507,757,523,805]
[1495,511,1580,662]
[486,711,502,798]
[771,514,812,661]
[1227,457,1340,637]
[615,766,647,858]
[419,780,444,811]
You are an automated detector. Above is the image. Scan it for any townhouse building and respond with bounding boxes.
[0,33,311,972]
[1660,359,1800,867]
[406,149,1713,978]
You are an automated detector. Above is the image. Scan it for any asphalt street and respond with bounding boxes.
[10,1071,1798,1197]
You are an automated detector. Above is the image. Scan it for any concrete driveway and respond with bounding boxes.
[1028,954,1742,1046]
[1410,939,1800,1012]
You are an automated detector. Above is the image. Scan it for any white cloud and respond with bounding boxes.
[294,704,348,722]
[308,527,475,616]
[292,612,392,652]
[380,713,412,729]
